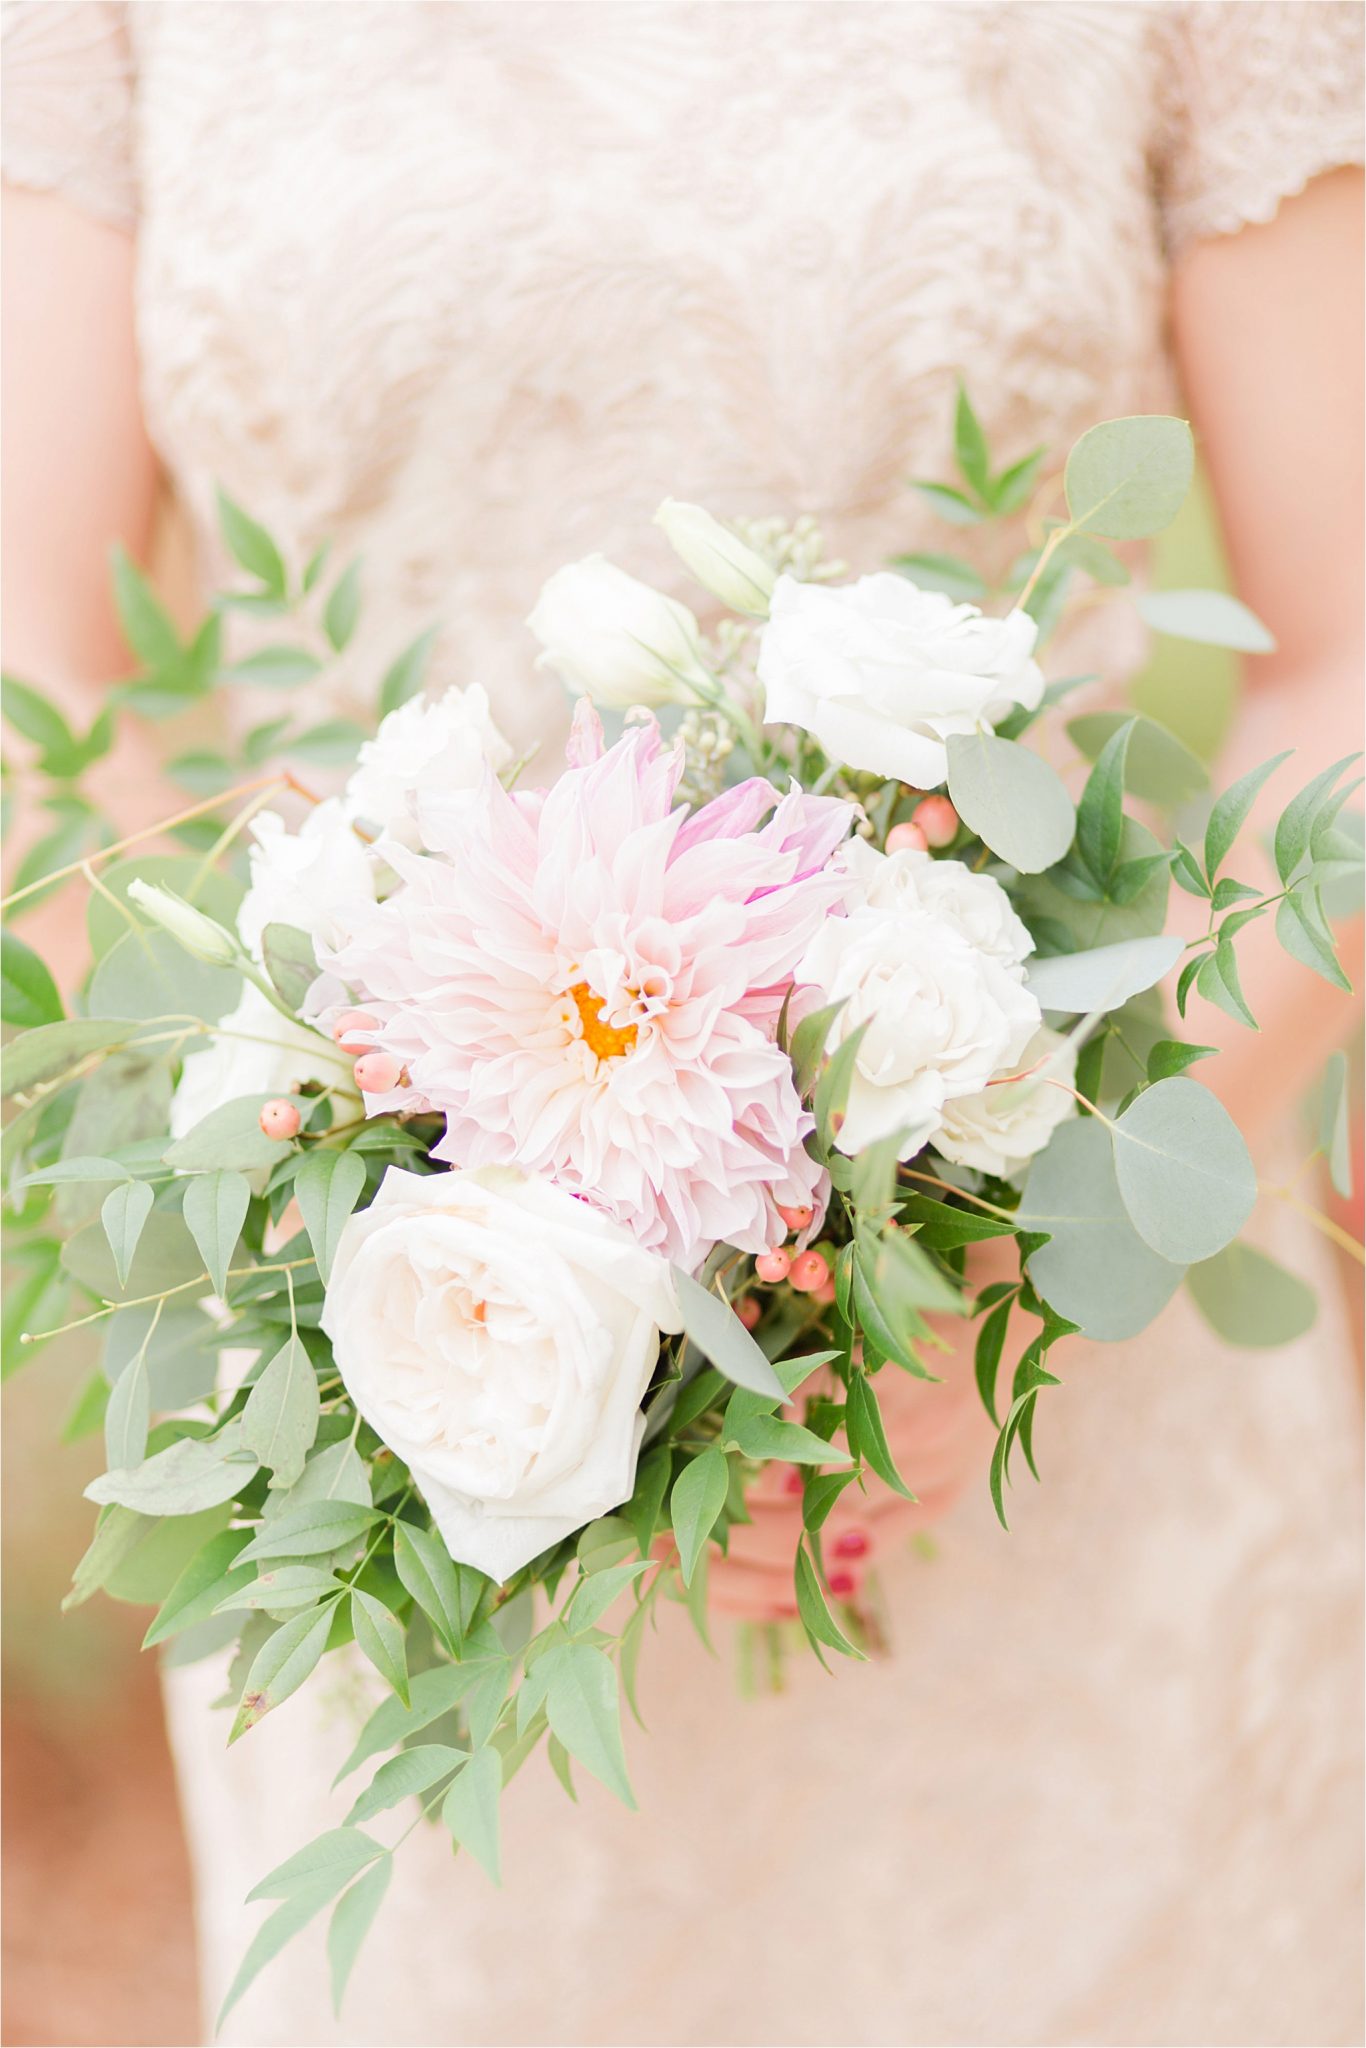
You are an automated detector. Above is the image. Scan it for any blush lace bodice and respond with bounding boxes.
[3,7,1363,2045]
[4,1,1362,754]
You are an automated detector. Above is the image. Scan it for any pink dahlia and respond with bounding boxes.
[325,705,852,1269]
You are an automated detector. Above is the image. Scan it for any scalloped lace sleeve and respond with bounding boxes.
[1155,0,1364,256]
[1,0,136,231]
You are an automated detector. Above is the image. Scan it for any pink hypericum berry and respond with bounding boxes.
[788,1249,830,1293]
[776,1202,815,1234]
[735,1295,762,1331]
[782,1468,805,1497]
[886,820,929,855]
[755,1247,792,1284]
[833,1528,871,1560]
[259,1098,301,1141]
[915,795,959,848]
[811,1277,837,1306]
[827,1569,858,1598]
[353,1051,402,1094]
[332,1007,379,1055]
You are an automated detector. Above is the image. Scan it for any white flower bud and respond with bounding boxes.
[127,879,241,966]
[526,555,713,710]
[653,500,777,617]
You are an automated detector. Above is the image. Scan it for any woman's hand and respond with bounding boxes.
[705,1241,1018,1624]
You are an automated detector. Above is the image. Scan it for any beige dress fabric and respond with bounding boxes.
[4,5,1364,2042]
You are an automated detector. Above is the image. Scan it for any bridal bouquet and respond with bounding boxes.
[2,402,1359,2020]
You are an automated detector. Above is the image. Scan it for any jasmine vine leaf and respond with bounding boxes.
[142,1527,253,1647]
[332,1662,487,1786]
[217,487,288,599]
[945,732,1075,875]
[249,1827,388,1904]
[1275,887,1352,990]
[1186,1242,1317,1349]
[537,1641,635,1807]
[442,1747,503,1884]
[1137,588,1275,653]
[669,1447,729,1587]
[392,1519,467,1655]
[323,559,363,653]
[888,552,986,602]
[327,1857,393,2018]
[350,1590,410,1706]
[624,1442,672,1559]
[182,1169,251,1295]
[672,1268,785,1400]
[239,1500,378,1565]
[846,1373,916,1500]
[1319,1050,1353,1199]
[567,1560,652,1633]
[801,1466,861,1534]
[1195,945,1257,1030]
[0,930,63,1028]
[1067,711,1207,806]
[219,1881,341,2031]
[1109,1077,1256,1265]
[295,1149,366,1283]
[348,1744,464,1826]
[953,379,992,499]
[86,1431,258,1515]
[898,1193,1017,1250]
[909,480,983,526]
[1076,717,1133,888]
[787,997,845,1098]
[214,1564,339,1613]
[229,1601,336,1742]
[1063,415,1194,539]
[1275,755,1361,884]
[241,1336,320,1490]
[378,626,439,718]
[1203,751,1291,881]
[1145,1039,1216,1083]
[973,1291,1014,1426]
[794,1542,864,1661]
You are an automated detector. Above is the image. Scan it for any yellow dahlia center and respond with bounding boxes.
[567,980,638,1061]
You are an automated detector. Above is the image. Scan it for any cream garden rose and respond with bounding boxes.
[935,1024,1078,1178]
[321,1165,682,1581]
[527,555,713,709]
[798,841,1040,1159]
[757,571,1044,787]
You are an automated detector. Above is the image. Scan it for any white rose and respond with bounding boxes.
[527,555,713,710]
[344,684,513,851]
[934,1025,1078,1179]
[653,500,777,616]
[757,571,1044,787]
[799,846,1040,1159]
[321,1165,682,1582]
[169,983,354,1139]
[236,798,376,962]
[840,838,1033,968]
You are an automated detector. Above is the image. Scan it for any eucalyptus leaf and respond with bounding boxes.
[3,1018,141,1097]
[1109,1077,1256,1264]
[1186,1241,1317,1349]
[261,923,320,1012]
[1024,934,1182,1014]
[1019,1118,1184,1341]
[672,1268,785,1400]
[1318,1050,1353,1199]
[945,732,1075,874]
[1,931,63,1028]
[1063,416,1193,539]
[1138,588,1275,653]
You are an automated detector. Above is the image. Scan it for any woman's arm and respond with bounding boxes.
[1170,166,1364,1147]
[2,184,158,696]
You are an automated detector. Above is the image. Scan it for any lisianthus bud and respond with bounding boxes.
[526,556,713,710]
[127,879,240,966]
[653,501,777,617]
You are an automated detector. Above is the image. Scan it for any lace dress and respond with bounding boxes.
[4,5,1363,2043]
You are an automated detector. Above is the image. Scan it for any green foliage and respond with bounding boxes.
[669,1447,729,1586]
[944,731,1075,874]
[1186,1242,1317,1349]
[671,1268,785,1399]
[1063,416,1194,539]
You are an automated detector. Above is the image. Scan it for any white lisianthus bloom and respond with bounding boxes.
[654,500,777,616]
[169,983,354,1139]
[527,555,713,709]
[344,684,513,851]
[799,843,1040,1159]
[321,1165,681,1582]
[935,1025,1078,1178]
[757,571,1044,787]
[236,797,377,961]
